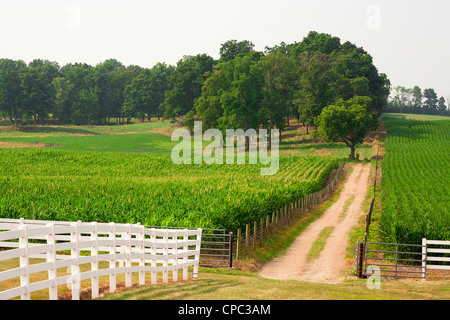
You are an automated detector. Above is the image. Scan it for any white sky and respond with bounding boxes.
[1,0,449,99]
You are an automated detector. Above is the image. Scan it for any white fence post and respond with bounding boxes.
[193,228,202,280]
[19,224,30,300]
[138,223,145,286]
[125,224,132,288]
[183,230,188,281]
[172,230,178,282]
[91,222,99,299]
[46,223,58,300]
[70,221,80,300]
[109,222,117,293]
[163,229,169,284]
[422,238,427,281]
[150,228,157,285]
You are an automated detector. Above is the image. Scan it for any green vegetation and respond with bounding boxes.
[379,115,450,244]
[316,96,378,159]
[98,268,450,300]
[386,85,449,116]
[0,132,176,153]
[384,113,450,122]
[307,226,335,262]
[0,148,342,231]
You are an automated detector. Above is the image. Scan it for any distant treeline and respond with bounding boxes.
[386,85,449,116]
[0,31,391,129]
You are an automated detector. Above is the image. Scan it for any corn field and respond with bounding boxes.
[0,149,342,231]
[380,116,450,245]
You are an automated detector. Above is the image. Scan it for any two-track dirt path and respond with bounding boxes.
[258,163,371,283]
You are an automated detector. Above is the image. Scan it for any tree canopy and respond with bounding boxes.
[316,96,379,160]
[0,31,392,135]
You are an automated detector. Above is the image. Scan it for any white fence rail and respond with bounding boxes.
[422,239,450,272]
[0,218,202,300]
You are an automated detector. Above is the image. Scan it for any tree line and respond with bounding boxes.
[0,31,391,135]
[386,85,449,116]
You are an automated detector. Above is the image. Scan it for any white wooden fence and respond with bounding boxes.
[422,239,450,274]
[0,218,202,300]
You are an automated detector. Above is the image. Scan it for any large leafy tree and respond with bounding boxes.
[423,88,438,115]
[316,96,378,160]
[0,59,27,127]
[259,51,297,141]
[164,54,215,119]
[21,59,60,124]
[123,63,174,121]
[219,40,255,62]
[52,77,75,124]
[289,31,390,131]
[195,52,264,135]
[295,51,335,133]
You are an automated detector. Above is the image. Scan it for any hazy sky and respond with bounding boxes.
[1,0,449,99]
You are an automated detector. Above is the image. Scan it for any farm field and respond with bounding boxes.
[379,115,450,244]
[0,148,341,231]
[384,113,450,122]
[0,120,177,153]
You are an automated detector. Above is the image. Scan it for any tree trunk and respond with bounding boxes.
[350,145,356,160]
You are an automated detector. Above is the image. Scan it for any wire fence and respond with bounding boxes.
[234,162,345,260]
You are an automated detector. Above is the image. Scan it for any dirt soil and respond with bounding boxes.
[258,163,371,284]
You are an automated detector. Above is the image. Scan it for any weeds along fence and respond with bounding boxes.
[234,162,345,260]
[0,219,202,300]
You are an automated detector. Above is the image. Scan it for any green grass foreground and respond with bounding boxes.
[98,268,450,300]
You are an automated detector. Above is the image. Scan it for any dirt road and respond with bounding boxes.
[258,163,371,283]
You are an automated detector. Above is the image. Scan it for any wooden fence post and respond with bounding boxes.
[138,224,146,286]
[125,224,132,287]
[236,229,241,260]
[108,222,117,292]
[70,221,80,300]
[46,223,57,300]
[91,221,99,299]
[193,228,202,280]
[260,218,264,244]
[422,238,427,281]
[163,229,169,283]
[245,224,250,247]
[182,229,188,281]
[253,221,257,249]
[19,224,30,300]
[272,212,275,235]
[358,241,365,278]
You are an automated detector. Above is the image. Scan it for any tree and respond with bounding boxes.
[316,96,378,160]
[437,96,447,115]
[52,77,75,124]
[423,88,438,115]
[295,51,335,133]
[21,59,60,124]
[0,59,27,127]
[219,40,255,62]
[411,85,423,113]
[123,63,173,122]
[164,54,215,119]
[259,51,297,141]
[194,52,265,150]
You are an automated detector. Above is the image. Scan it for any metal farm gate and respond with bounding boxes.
[355,239,450,280]
[148,226,233,268]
